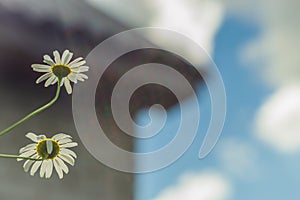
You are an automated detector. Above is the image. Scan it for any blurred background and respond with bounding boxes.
[0,0,300,200]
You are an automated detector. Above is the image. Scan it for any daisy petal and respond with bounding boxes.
[40,160,48,178]
[61,142,78,148]
[64,78,72,94]
[45,75,56,87]
[19,149,36,157]
[71,66,89,73]
[43,60,53,66]
[68,57,83,66]
[26,132,39,142]
[60,77,65,86]
[64,52,73,65]
[60,148,77,158]
[19,143,36,154]
[23,159,34,172]
[74,73,88,82]
[43,57,55,66]
[50,76,58,85]
[62,50,73,65]
[76,76,85,82]
[23,155,39,172]
[78,66,89,72]
[52,133,72,141]
[67,73,78,84]
[58,138,73,145]
[56,157,69,174]
[77,73,88,80]
[53,50,61,64]
[45,160,53,178]
[32,68,51,73]
[36,72,52,84]
[61,50,69,64]
[31,64,51,69]
[59,153,75,166]
[70,60,86,68]
[43,54,55,65]
[46,140,53,154]
[30,160,42,176]
[53,159,63,179]
[18,150,36,161]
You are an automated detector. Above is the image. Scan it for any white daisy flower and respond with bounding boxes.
[31,49,89,94]
[18,132,78,179]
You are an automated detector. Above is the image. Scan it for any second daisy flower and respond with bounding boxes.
[18,132,78,179]
[32,49,89,94]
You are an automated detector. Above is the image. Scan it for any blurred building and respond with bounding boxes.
[0,1,206,200]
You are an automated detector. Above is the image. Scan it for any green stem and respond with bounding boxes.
[0,153,43,161]
[0,78,62,137]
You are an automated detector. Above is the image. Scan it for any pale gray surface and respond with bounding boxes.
[0,1,204,199]
[0,1,134,199]
[0,80,133,200]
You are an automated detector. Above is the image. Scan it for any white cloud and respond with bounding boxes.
[222,0,300,153]
[255,83,300,153]
[229,0,300,87]
[242,28,300,87]
[218,139,259,180]
[153,171,232,200]
[147,0,224,66]
[86,0,155,26]
[86,0,224,66]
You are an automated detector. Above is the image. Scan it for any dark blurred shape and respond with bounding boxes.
[0,1,203,200]
[96,49,203,150]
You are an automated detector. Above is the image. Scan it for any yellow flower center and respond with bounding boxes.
[51,65,71,78]
[36,139,60,160]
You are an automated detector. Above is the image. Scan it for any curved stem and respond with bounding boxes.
[0,78,62,137]
[0,153,43,161]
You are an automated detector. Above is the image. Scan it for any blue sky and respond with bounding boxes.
[134,16,300,200]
